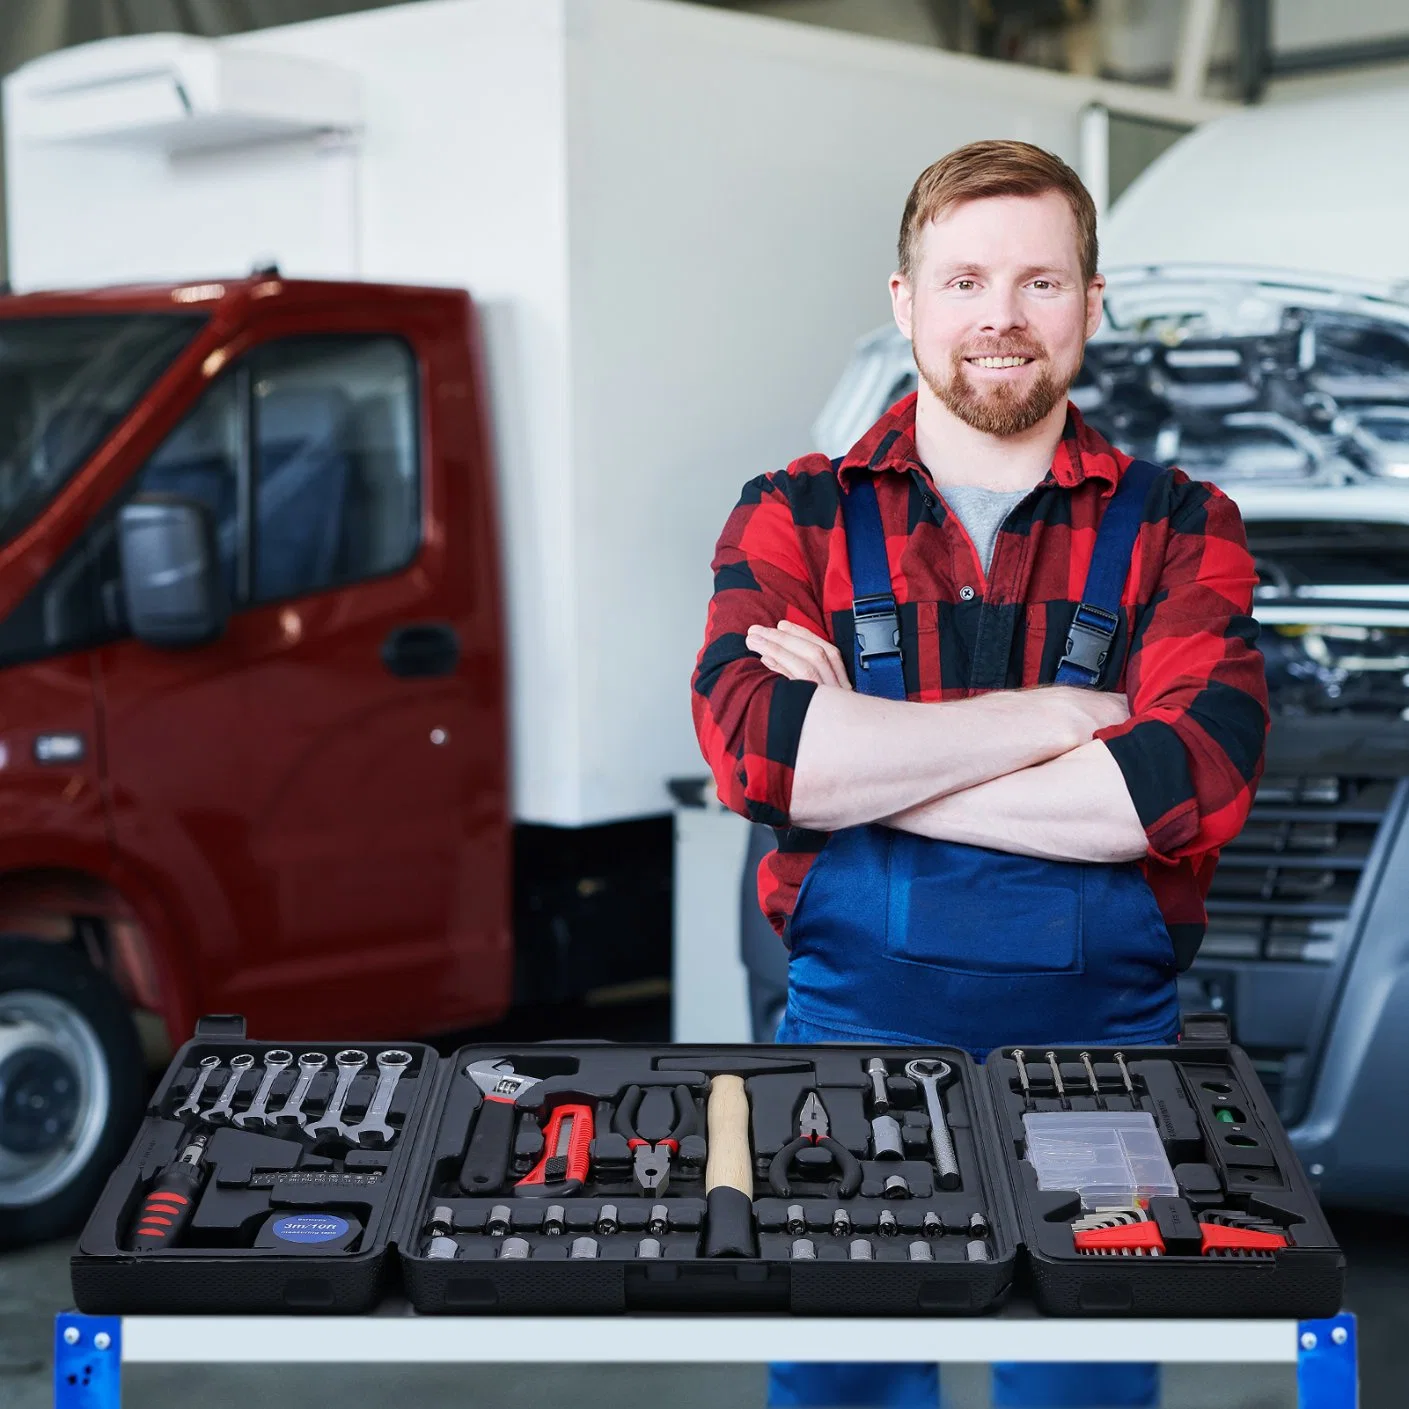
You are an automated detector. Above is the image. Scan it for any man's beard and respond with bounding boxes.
[916,340,1076,437]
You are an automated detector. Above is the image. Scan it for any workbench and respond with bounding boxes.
[53,1305,1358,1407]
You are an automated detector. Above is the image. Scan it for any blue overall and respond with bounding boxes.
[771,461,1178,1409]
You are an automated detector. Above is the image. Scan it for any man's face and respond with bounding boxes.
[890,190,1104,437]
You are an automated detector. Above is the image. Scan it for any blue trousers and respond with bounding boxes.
[769,1011,1163,1408]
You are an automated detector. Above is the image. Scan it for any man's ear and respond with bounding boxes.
[1085,273,1106,340]
[890,271,914,340]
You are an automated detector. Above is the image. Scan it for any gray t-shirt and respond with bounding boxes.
[939,483,1031,576]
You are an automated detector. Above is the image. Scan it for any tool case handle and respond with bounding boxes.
[193,1013,248,1039]
[1178,1011,1232,1045]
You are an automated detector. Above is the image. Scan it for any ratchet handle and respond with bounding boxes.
[460,1095,519,1193]
[130,1164,203,1250]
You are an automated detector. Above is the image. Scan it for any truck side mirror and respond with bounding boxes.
[118,495,228,648]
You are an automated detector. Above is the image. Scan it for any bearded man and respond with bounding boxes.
[691,140,1268,1408]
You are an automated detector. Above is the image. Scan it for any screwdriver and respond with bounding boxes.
[130,1132,210,1250]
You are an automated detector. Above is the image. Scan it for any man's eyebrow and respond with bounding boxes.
[930,262,1070,280]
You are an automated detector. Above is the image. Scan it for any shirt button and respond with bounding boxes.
[959,585,976,602]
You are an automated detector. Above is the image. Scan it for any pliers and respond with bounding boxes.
[612,1084,697,1196]
[768,1091,862,1197]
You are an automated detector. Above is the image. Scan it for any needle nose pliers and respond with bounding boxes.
[769,1091,863,1197]
[613,1084,697,1196]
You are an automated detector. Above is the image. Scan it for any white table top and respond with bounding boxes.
[115,1308,1301,1365]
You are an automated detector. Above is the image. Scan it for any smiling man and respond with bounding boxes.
[692,142,1269,1408]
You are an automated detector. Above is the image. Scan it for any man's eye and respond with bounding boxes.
[1032,279,1052,290]
[954,279,976,291]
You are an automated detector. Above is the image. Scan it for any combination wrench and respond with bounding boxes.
[904,1058,961,1191]
[346,1049,414,1146]
[269,1052,328,1127]
[234,1049,294,1128]
[305,1049,368,1140]
[173,1055,221,1119]
[202,1053,255,1124]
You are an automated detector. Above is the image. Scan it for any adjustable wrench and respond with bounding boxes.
[460,1060,544,1194]
[174,1055,221,1118]
[904,1058,961,1190]
[202,1053,254,1124]
[306,1049,368,1140]
[346,1049,414,1147]
[234,1049,294,1128]
[269,1052,327,1127]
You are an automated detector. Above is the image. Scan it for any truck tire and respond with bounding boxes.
[0,937,146,1249]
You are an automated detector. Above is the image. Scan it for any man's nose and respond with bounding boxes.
[977,286,1026,332]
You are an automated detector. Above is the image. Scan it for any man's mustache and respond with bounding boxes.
[957,343,1045,360]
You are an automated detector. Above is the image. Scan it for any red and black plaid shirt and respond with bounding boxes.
[691,393,1269,971]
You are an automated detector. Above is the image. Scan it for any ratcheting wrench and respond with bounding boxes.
[346,1050,414,1146]
[268,1052,328,1127]
[306,1049,368,1140]
[460,1060,544,1194]
[173,1055,221,1119]
[202,1053,254,1124]
[234,1049,293,1128]
[904,1058,961,1191]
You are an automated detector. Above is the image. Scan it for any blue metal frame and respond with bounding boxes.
[1297,1314,1359,1409]
[54,1310,1358,1408]
[54,1313,121,1408]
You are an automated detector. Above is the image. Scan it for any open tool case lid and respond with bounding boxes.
[983,1013,1346,1318]
[392,1042,1022,1316]
[71,1016,445,1314]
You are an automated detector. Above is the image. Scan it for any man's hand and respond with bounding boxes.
[745,621,852,691]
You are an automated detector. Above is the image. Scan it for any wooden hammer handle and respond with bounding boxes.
[704,1075,752,1195]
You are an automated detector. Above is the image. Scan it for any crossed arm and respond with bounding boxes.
[747,621,1149,863]
[692,472,1268,871]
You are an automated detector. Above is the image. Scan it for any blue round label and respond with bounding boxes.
[271,1213,349,1244]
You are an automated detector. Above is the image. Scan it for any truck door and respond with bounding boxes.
[98,326,508,1039]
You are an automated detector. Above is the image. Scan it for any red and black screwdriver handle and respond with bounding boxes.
[130,1132,210,1251]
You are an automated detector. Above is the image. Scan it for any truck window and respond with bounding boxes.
[249,336,419,603]
[0,313,203,548]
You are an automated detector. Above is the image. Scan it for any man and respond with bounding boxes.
[691,141,1268,1408]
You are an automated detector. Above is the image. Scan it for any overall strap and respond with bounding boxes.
[1054,459,1163,689]
[837,467,906,701]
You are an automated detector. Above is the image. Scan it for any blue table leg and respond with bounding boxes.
[1297,1314,1357,1409]
[54,1313,122,1409]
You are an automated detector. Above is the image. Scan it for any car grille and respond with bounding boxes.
[1202,773,1391,963]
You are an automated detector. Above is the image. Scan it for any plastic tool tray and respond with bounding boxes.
[72,1013,1345,1317]
[72,1016,439,1314]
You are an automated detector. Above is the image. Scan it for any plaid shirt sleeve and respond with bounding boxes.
[692,470,826,826]
[1095,473,1270,865]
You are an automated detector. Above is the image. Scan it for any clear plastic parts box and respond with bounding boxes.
[1022,1111,1179,1210]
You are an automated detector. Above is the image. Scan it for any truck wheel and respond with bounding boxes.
[0,937,146,1249]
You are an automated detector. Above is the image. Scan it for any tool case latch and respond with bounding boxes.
[194,1013,247,1039]
[1179,1011,1232,1044]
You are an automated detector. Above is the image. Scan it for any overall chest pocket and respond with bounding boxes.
[884,833,1086,976]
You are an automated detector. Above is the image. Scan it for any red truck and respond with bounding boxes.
[0,276,638,1244]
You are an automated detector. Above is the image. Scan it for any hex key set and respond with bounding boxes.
[71,1012,1345,1317]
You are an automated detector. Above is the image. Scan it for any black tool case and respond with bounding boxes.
[73,1013,1345,1319]
[984,1015,1344,1317]
[397,1041,1018,1316]
[71,1016,441,1314]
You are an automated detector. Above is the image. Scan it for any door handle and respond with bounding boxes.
[381,623,460,678]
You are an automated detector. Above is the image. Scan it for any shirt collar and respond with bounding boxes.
[835,392,1125,492]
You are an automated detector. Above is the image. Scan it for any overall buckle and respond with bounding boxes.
[1060,602,1120,684]
[853,594,901,670]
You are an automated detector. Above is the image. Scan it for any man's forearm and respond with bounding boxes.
[789,687,1110,832]
[881,741,1149,863]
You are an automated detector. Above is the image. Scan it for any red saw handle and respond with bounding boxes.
[515,1103,594,1194]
